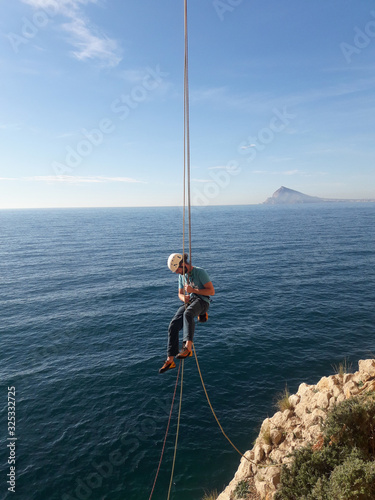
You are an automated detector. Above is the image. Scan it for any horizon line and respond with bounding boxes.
[1,200,374,210]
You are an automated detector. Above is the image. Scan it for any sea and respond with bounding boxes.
[0,204,374,500]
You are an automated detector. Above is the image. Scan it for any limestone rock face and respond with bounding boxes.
[217,359,375,500]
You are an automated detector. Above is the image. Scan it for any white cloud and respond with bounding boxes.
[21,0,97,19]
[191,87,227,103]
[189,77,375,117]
[251,169,302,176]
[0,175,143,183]
[119,67,174,99]
[62,17,122,67]
[208,166,230,170]
[251,169,328,178]
[266,156,294,163]
[120,69,149,85]
[283,169,300,176]
[21,0,122,67]
[0,123,22,131]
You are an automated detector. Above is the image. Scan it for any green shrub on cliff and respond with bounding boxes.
[275,392,375,500]
[323,391,375,459]
[328,456,375,499]
[233,480,250,498]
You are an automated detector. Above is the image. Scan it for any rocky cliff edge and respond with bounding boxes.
[217,359,375,500]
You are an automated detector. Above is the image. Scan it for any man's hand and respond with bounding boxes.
[178,288,191,303]
[184,281,215,296]
[184,284,195,294]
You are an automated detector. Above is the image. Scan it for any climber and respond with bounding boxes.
[159,253,215,374]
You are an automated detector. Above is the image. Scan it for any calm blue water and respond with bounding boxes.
[0,204,374,500]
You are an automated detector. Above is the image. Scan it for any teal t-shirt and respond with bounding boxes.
[178,266,211,304]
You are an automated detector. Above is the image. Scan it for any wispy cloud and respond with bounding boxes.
[120,69,150,85]
[240,144,256,150]
[266,156,295,163]
[62,17,122,67]
[21,0,122,67]
[208,166,231,170]
[118,67,174,102]
[22,0,89,11]
[191,178,212,183]
[0,175,143,183]
[283,169,300,176]
[252,169,302,176]
[0,123,22,131]
[189,77,375,115]
[191,87,227,103]
[251,169,327,178]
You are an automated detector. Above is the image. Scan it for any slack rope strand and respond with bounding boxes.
[148,360,182,500]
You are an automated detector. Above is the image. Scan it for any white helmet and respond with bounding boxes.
[167,253,183,273]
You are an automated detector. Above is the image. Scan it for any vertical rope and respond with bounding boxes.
[184,0,192,267]
[148,361,182,500]
[183,0,192,270]
[164,5,190,498]
[167,360,184,499]
[157,5,190,499]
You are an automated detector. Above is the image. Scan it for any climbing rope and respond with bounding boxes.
[151,2,256,498]
[181,0,255,469]
[167,359,184,499]
[192,343,257,466]
[182,0,192,269]
[149,3,191,498]
[165,3,191,496]
[148,360,182,500]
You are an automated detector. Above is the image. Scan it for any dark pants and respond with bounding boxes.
[167,298,209,357]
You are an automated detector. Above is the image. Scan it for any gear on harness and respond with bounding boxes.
[198,312,208,323]
[186,297,209,322]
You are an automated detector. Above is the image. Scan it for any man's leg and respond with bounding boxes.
[167,305,185,359]
[182,299,209,347]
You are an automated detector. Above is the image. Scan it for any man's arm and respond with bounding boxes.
[178,288,190,303]
[185,281,215,297]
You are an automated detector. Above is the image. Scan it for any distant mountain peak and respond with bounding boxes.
[264,186,321,205]
[262,187,375,205]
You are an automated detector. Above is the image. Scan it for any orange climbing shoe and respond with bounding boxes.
[176,347,192,359]
[159,360,176,374]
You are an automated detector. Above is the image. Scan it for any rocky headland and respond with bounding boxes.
[217,359,375,500]
[263,186,375,205]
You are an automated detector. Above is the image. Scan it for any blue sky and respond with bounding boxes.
[1,0,375,208]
